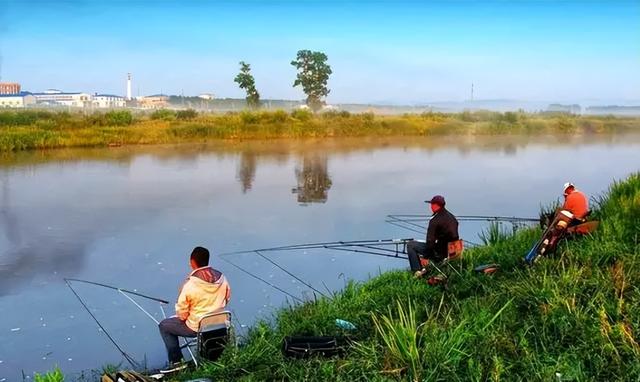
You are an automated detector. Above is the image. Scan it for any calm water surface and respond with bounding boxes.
[1,135,639,379]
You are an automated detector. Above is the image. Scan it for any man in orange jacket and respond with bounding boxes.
[540,183,589,257]
[562,182,589,222]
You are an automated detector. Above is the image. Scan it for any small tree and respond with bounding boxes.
[291,50,332,112]
[234,61,260,109]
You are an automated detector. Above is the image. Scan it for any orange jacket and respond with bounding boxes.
[562,190,589,220]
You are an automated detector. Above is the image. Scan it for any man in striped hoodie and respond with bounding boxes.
[158,246,231,371]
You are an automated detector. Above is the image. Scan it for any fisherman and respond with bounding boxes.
[158,246,231,372]
[529,183,590,263]
[561,182,589,223]
[407,195,459,278]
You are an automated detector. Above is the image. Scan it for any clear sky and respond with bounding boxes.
[0,0,638,103]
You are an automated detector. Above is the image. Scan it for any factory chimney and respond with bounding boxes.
[126,73,132,100]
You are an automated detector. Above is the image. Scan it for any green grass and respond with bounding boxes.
[168,172,640,381]
[0,109,639,152]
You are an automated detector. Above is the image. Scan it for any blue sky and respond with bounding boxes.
[0,0,638,103]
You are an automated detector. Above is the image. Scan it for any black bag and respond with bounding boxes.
[282,336,348,358]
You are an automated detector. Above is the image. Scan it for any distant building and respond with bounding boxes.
[198,93,215,100]
[0,93,36,108]
[33,92,92,107]
[137,94,169,109]
[0,82,21,95]
[93,94,126,108]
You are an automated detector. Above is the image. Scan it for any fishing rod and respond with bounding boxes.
[218,239,412,302]
[220,238,413,257]
[387,214,539,223]
[64,279,141,369]
[65,278,169,304]
[384,219,481,247]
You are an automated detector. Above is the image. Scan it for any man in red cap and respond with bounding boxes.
[407,195,459,277]
[561,182,589,221]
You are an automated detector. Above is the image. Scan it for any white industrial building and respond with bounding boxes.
[33,90,92,107]
[0,93,36,108]
[93,94,126,108]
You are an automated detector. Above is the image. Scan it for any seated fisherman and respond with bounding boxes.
[158,246,231,372]
[537,182,590,259]
[407,195,459,278]
[561,182,589,224]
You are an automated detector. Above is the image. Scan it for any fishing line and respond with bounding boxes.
[64,279,140,369]
[255,250,328,298]
[118,290,159,325]
[219,255,303,303]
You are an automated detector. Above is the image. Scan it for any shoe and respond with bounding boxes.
[413,268,428,279]
[160,361,188,374]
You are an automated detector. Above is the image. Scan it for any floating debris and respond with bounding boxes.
[66,337,71,341]
[70,315,75,319]
[68,358,72,361]
[10,328,20,332]
[157,262,163,265]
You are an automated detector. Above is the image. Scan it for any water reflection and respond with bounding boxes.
[292,153,332,204]
[0,174,92,296]
[237,151,257,193]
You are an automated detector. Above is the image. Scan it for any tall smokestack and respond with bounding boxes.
[126,73,132,100]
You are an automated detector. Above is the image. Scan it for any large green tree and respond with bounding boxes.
[290,50,332,112]
[234,61,260,109]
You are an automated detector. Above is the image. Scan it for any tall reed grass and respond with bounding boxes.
[1,109,638,152]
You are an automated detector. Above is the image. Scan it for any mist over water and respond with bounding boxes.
[0,135,639,378]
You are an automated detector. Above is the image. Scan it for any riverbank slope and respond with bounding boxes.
[172,172,640,381]
[1,109,639,152]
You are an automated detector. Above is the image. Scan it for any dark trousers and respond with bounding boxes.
[159,317,197,363]
[407,240,439,272]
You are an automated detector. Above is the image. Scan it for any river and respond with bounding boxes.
[1,135,639,379]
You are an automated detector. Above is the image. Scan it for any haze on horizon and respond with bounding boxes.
[0,0,638,105]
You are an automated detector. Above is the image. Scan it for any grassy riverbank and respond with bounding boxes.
[163,172,639,381]
[1,109,639,152]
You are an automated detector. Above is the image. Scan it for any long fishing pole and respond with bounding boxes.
[64,279,140,369]
[219,238,413,257]
[255,250,328,298]
[388,214,539,223]
[65,278,169,304]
